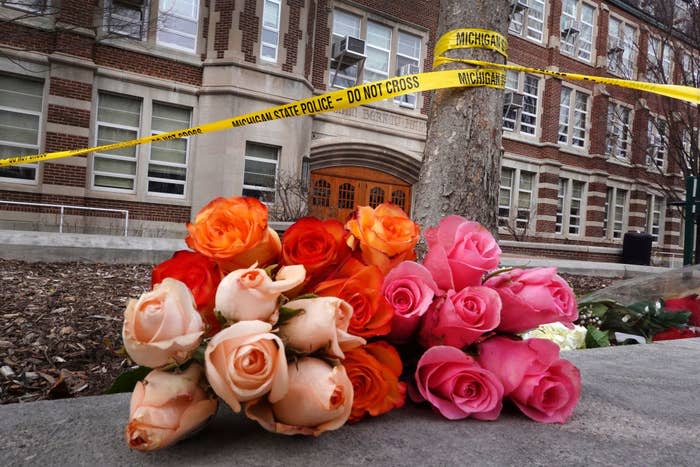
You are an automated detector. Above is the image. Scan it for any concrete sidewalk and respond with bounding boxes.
[2,339,699,466]
[500,255,670,278]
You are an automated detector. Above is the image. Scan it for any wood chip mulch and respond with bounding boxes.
[0,258,618,405]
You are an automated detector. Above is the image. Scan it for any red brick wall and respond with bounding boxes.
[282,0,304,73]
[49,78,93,101]
[45,133,90,153]
[214,0,235,59]
[240,0,260,63]
[42,164,87,187]
[94,45,203,86]
[47,104,91,128]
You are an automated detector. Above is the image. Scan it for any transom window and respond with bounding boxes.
[607,17,637,78]
[157,0,199,52]
[499,167,536,231]
[0,74,43,183]
[560,0,595,63]
[510,0,546,43]
[647,116,667,171]
[148,103,191,197]
[556,178,586,236]
[260,0,281,62]
[93,93,142,192]
[503,70,539,136]
[558,86,589,148]
[603,187,628,240]
[243,142,279,204]
[606,102,633,161]
[646,194,664,244]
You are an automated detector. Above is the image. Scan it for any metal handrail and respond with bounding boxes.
[0,200,129,236]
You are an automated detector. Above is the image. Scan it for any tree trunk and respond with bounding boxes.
[413,0,510,234]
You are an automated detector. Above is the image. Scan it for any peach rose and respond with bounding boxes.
[123,278,205,369]
[245,357,353,436]
[278,297,366,359]
[345,203,420,274]
[204,320,288,413]
[125,364,217,452]
[186,196,281,273]
[215,265,306,324]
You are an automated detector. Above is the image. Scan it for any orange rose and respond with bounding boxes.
[186,196,281,273]
[314,258,393,338]
[344,341,406,423]
[345,203,420,274]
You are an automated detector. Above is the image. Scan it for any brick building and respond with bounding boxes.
[0,0,696,265]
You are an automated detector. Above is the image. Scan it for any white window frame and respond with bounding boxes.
[603,186,629,241]
[647,115,667,172]
[607,15,637,78]
[558,85,590,149]
[0,75,44,185]
[509,0,546,44]
[260,0,281,63]
[92,93,142,194]
[606,101,633,161]
[646,193,665,244]
[156,0,199,53]
[242,142,279,204]
[329,9,362,89]
[560,0,596,63]
[498,166,537,233]
[394,30,421,108]
[556,177,587,237]
[363,20,392,83]
[147,103,191,199]
[646,36,673,84]
[503,69,541,137]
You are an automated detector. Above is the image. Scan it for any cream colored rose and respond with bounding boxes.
[123,278,204,368]
[521,322,587,351]
[125,364,217,452]
[278,297,365,359]
[215,265,306,324]
[245,357,353,436]
[205,320,288,413]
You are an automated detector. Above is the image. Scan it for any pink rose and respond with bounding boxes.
[215,265,306,324]
[477,336,581,423]
[413,346,503,420]
[418,286,501,349]
[122,278,205,368]
[125,364,217,451]
[245,357,354,436]
[205,320,288,413]
[423,216,501,291]
[484,268,577,333]
[381,261,440,343]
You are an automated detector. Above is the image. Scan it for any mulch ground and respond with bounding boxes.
[0,259,618,405]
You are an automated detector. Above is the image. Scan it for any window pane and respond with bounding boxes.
[246,143,278,160]
[0,75,44,112]
[98,94,141,127]
[97,126,138,157]
[151,139,187,164]
[0,111,40,145]
[94,174,134,190]
[333,10,361,38]
[149,180,185,195]
[161,0,197,19]
[367,21,391,49]
[152,103,191,132]
[262,29,278,45]
[398,32,421,58]
[244,143,279,201]
[94,157,136,175]
[263,1,280,28]
[157,30,196,50]
[148,164,186,181]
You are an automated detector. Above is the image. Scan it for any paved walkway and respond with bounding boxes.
[2,339,699,466]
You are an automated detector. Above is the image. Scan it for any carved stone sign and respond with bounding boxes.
[333,106,427,133]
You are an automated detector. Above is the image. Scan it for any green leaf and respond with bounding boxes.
[105,366,152,394]
[294,293,319,300]
[278,306,305,323]
[482,267,516,283]
[264,264,279,279]
[585,326,610,348]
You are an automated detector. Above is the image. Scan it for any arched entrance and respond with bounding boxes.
[309,167,411,222]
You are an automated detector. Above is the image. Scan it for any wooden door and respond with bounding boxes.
[309,167,411,222]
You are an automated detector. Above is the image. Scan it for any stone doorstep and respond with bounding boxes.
[1,339,699,466]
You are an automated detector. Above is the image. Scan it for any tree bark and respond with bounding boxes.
[413,0,510,234]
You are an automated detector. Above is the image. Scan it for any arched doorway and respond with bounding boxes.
[309,166,411,222]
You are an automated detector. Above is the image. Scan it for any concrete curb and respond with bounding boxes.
[500,256,670,278]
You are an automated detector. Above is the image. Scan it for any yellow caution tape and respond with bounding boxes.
[1,28,698,168]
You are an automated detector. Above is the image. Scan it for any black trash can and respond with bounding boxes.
[622,231,653,265]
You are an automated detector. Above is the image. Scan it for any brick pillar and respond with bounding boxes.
[540,78,562,145]
[664,203,681,247]
[585,172,608,238]
[589,89,609,156]
[535,163,561,234]
[628,188,648,231]
[632,103,650,166]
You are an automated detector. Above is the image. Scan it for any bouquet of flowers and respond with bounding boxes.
[117,196,581,452]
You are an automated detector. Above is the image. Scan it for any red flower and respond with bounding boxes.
[314,258,393,338]
[652,327,699,341]
[664,294,700,327]
[152,250,223,335]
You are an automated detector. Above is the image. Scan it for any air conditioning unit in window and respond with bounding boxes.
[503,91,525,111]
[608,38,624,55]
[332,35,366,62]
[561,19,581,38]
[398,63,420,76]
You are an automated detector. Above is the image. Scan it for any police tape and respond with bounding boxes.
[1,27,699,168]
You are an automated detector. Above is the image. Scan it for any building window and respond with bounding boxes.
[157,0,199,53]
[603,187,628,240]
[646,36,672,84]
[499,167,536,231]
[556,178,585,236]
[148,103,190,197]
[646,194,664,243]
[1,0,47,13]
[606,103,633,161]
[391,189,406,210]
[330,9,362,88]
[312,179,331,207]
[647,116,667,171]
[681,52,699,87]
[105,0,148,40]
[503,70,539,136]
[560,0,595,63]
[0,74,43,183]
[510,0,546,43]
[558,86,589,148]
[607,16,636,78]
[368,186,385,207]
[93,93,142,192]
[260,0,281,62]
[337,182,355,209]
[394,31,421,108]
[242,142,279,203]
[364,21,392,83]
